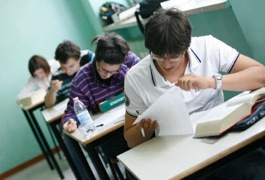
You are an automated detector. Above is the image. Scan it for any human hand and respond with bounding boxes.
[63,119,77,133]
[50,80,63,92]
[137,118,158,138]
[175,74,214,91]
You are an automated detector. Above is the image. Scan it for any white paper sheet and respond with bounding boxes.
[133,88,194,136]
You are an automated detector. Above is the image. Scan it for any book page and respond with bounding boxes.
[226,87,265,107]
[133,88,194,136]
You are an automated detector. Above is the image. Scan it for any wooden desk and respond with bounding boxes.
[20,98,64,179]
[41,99,95,179]
[117,117,265,179]
[65,105,126,180]
[103,0,228,31]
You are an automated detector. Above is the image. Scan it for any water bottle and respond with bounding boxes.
[73,97,95,135]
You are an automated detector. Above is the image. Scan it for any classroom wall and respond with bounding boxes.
[229,0,265,63]
[0,0,99,174]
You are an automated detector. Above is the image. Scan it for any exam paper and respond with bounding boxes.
[133,88,194,136]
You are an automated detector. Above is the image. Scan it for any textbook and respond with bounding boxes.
[99,94,125,112]
[194,87,265,138]
[18,89,46,107]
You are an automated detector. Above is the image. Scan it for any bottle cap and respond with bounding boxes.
[73,97,79,101]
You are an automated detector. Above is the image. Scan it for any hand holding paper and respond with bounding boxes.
[133,88,194,136]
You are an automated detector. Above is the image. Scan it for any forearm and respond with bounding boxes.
[124,125,152,148]
[44,90,57,108]
[124,113,155,148]
[222,66,265,91]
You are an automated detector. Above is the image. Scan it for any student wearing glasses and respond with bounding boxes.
[62,32,140,177]
[124,8,265,179]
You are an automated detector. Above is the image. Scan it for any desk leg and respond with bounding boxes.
[22,109,54,170]
[68,136,96,180]
[28,110,64,179]
[85,144,110,180]
[50,122,95,180]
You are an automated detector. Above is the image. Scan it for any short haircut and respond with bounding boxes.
[54,40,81,64]
[91,32,130,65]
[28,55,50,77]
[145,8,192,56]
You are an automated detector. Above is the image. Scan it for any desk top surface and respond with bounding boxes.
[41,98,69,123]
[103,0,227,31]
[22,99,44,111]
[118,117,265,180]
[65,104,125,145]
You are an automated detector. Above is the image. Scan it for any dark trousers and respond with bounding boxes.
[203,148,265,180]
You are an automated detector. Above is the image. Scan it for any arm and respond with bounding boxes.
[177,55,265,91]
[62,73,92,133]
[124,113,158,148]
[62,95,78,133]
[44,80,62,108]
[222,54,265,91]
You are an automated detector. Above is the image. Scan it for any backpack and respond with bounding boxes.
[100,2,127,25]
[135,0,168,33]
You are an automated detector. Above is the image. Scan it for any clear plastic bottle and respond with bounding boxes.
[73,97,95,135]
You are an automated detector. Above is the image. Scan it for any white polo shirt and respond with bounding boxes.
[125,35,239,117]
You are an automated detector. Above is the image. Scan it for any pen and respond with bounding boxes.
[96,124,104,127]
[136,109,145,137]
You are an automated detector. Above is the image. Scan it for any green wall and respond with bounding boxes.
[229,0,265,63]
[0,0,98,174]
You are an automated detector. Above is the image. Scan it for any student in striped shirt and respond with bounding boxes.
[62,32,140,177]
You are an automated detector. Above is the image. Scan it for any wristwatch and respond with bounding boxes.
[212,74,222,90]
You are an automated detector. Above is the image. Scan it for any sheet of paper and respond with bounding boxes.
[133,88,194,136]
[53,99,69,111]
[92,105,125,126]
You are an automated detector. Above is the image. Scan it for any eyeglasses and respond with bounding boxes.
[97,66,120,75]
[151,52,185,62]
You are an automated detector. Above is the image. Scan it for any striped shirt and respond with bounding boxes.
[62,51,140,125]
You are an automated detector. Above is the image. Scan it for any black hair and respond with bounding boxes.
[91,32,130,65]
[54,40,81,64]
[145,8,192,56]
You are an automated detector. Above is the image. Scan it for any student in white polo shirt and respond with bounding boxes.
[124,8,265,179]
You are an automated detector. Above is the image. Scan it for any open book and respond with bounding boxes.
[133,88,194,136]
[194,87,265,138]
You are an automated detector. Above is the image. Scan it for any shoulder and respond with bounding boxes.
[124,51,141,68]
[191,35,237,52]
[127,51,140,59]
[190,35,239,73]
[126,55,152,80]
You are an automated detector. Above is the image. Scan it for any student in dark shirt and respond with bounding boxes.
[45,40,94,108]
